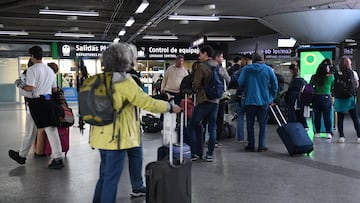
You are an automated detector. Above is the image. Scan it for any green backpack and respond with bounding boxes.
[78,72,127,126]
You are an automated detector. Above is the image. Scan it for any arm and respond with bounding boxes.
[353,71,359,88]
[161,68,170,92]
[269,71,279,100]
[118,79,181,113]
[237,69,245,89]
[23,85,35,92]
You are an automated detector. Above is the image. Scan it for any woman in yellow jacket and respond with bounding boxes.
[90,43,182,203]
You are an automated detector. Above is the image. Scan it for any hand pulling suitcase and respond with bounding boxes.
[146,112,192,203]
[270,105,313,156]
[44,127,70,156]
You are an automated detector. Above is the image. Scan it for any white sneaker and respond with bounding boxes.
[326,133,332,139]
[338,137,345,143]
[314,133,321,138]
[357,138,360,144]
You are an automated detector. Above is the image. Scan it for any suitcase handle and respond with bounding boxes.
[168,101,186,166]
[269,105,287,127]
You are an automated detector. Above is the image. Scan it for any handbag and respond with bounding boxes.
[58,105,75,127]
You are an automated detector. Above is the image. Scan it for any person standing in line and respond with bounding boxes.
[227,56,241,77]
[187,45,221,162]
[310,60,334,139]
[333,56,360,143]
[286,63,308,129]
[161,54,189,105]
[213,50,230,141]
[9,46,64,169]
[89,43,182,203]
[238,51,278,152]
[229,54,253,143]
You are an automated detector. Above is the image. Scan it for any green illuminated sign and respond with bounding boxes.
[299,50,333,82]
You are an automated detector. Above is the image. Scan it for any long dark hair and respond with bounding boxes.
[313,63,329,87]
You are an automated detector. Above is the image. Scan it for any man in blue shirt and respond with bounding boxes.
[238,51,278,152]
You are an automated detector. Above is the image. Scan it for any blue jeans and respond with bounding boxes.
[313,95,332,133]
[288,104,308,128]
[127,146,143,190]
[337,104,360,137]
[236,102,246,141]
[245,105,269,149]
[188,102,218,156]
[93,149,126,203]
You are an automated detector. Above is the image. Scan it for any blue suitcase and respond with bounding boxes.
[270,105,313,156]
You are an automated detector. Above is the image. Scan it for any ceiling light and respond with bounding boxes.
[142,35,178,40]
[168,15,219,21]
[345,39,356,43]
[67,16,78,20]
[118,29,126,36]
[54,32,95,38]
[206,36,236,41]
[203,4,216,10]
[192,37,204,47]
[278,37,297,47]
[0,30,29,36]
[39,8,99,16]
[135,0,149,14]
[179,20,189,24]
[125,17,135,27]
[113,37,120,43]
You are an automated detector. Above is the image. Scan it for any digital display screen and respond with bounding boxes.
[299,49,334,83]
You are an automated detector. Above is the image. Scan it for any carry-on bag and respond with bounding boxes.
[146,112,192,203]
[162,108,178,144]
[33,128,46,156]
[158,97,191,161]
[269,105,313,156]
[44,127,70,156]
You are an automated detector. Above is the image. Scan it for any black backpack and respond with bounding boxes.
[141,114,163,133]
[334,70,356,98]
[180,72,196,94]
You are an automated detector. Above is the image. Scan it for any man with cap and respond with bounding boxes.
[237,51,278,152]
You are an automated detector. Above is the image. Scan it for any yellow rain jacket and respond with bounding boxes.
[90,72,169,150]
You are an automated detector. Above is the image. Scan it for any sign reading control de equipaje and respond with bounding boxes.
[57,42,110,59]
[137,43,200,60]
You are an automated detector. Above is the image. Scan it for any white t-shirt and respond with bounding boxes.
[353,70,359,81]
[26,63,56,97]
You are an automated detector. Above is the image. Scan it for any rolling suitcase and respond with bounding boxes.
[146,112,192,203]
[158,97,191,161]
[270,105,313,156]
[44,127,70,156]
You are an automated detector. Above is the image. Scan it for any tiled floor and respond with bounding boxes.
[1,103,360,203]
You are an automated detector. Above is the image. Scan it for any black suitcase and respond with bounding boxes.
[146,112,192,203]
[270,105,313,156]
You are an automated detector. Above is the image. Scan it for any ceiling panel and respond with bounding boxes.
[0,0,358,44]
